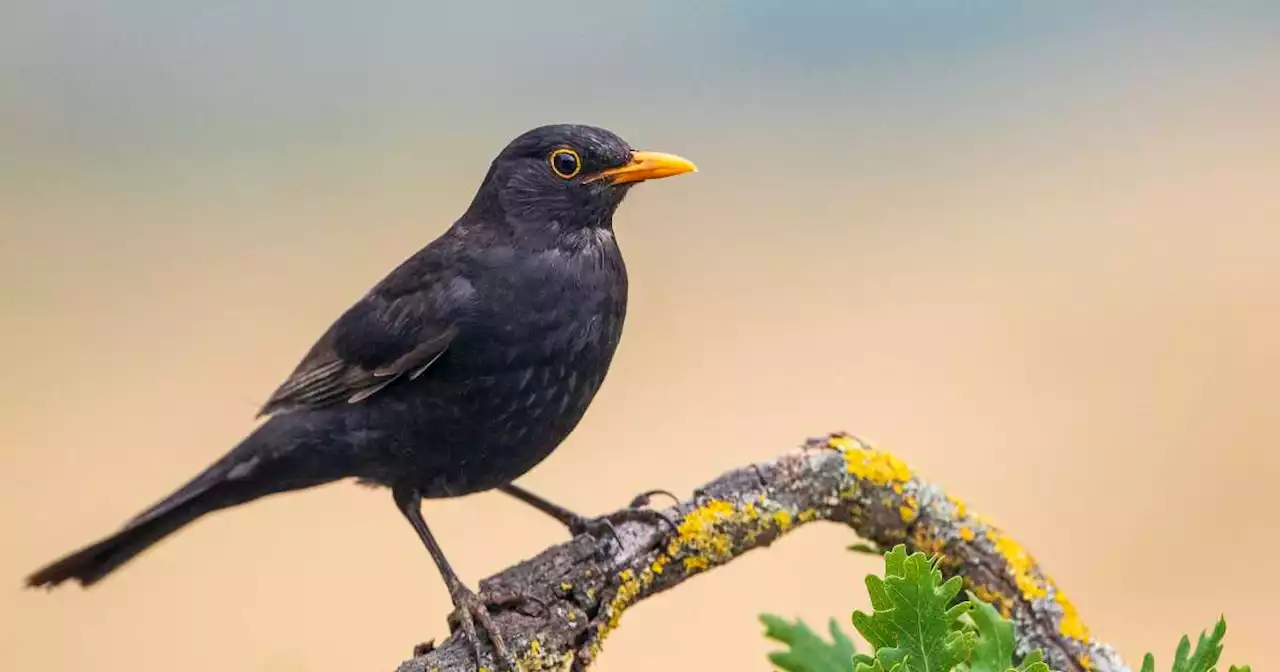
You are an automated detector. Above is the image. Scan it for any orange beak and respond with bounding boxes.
[586,150,698,185]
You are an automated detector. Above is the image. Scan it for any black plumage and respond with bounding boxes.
[25,124,696,668]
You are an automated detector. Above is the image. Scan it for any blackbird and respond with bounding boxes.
[26,123,696,668]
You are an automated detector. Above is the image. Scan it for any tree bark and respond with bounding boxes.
[395,432,1131,672]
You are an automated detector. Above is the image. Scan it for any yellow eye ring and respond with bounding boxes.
[549,148,582,179]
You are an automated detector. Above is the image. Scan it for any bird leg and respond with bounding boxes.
[393,486,515,671]
[498,484,680,546]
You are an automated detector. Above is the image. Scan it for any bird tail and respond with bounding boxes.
[26,418,344,589]
[26,487,223,588]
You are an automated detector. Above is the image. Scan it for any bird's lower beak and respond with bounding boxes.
[587,151,698,185]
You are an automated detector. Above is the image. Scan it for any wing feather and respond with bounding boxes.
[256,245,470,416]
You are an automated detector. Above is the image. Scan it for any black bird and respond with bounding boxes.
[26,124,696,668]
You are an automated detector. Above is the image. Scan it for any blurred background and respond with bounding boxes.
[3,2,1277,670]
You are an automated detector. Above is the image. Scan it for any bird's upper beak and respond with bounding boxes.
[586,151,698,185]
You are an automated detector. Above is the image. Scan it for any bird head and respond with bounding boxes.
[462,124,696,245]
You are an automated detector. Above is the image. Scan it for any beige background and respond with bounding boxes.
[2,3,1276,671]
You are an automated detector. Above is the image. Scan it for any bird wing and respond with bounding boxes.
[257,252,471,417]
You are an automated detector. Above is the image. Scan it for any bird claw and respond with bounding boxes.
[569,504,680,555]
[483,584,549,617]
[568,514,620,542]
[445,582,516,671]
[626,488,680,509]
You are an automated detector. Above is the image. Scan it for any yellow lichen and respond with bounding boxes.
[1054,589,1091,640]
[959,526,975,542]
[559,582,572,592]
[971,584,1015,618]
[797,508,819,523]
[599,569,642,637]
[842,444,914,486]
[948,495,968,518]
[911,525,947,558]
[898,494,919,523]
[514,635,576,672]
[1078,653,1095,670]
[666,496,780,566]
[596,555,675,648]
[991,533,1048,599]
[668,498,737,561]
[740,500,769,543]
[899,505,918,523]
[683,556,709,572]
[593,495,821,659]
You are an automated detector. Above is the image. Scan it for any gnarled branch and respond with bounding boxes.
[395,433,1131,672]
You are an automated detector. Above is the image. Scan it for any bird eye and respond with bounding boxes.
[549,148,581,179]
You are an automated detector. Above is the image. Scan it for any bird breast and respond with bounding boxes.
[460,231,628,372]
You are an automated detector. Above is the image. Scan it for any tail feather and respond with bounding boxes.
[26,416,351,589]
[26,496,212,588]
[26,441,266,589]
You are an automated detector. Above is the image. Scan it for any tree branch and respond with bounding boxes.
[394,432,1131,672]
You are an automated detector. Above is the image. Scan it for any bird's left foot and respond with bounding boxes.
[445,582,516,671]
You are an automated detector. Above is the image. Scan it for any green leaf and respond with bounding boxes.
[1014,650,1051,672]
[848,542,885,556]
[855,657,905,672]
[851,545,976,672]
[1142,616,1250,672]
[962,589,1050,672]
[967,591,1015,672]
[761,613,857,672]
